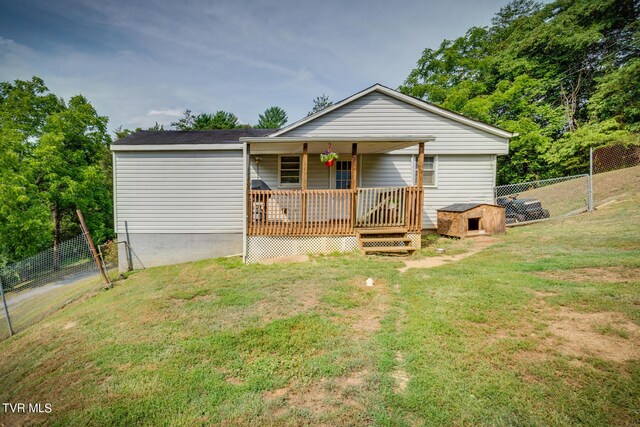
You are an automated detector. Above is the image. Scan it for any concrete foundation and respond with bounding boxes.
[118,233,242,271]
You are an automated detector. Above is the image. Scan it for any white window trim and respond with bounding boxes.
[278,155,302,188]
[414,155,438,188]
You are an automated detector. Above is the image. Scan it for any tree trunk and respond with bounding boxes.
[560,72,581,132]
[53,207,61,270]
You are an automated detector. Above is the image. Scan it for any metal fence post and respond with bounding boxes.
[588,147,594,211]
[0,277,14,337]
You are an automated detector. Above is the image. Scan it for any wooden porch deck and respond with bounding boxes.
[246,141,426,237]
[248,187,423,236]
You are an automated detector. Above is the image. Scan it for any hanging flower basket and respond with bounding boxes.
[320,151,339,167]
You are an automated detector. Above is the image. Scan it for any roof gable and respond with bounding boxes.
[270,84,514,139]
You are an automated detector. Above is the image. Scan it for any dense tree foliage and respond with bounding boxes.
[401,0,639,183]
[257,106,288,129]
[308,94,333,116]
[171,109,241,130]
[0,77,112,264]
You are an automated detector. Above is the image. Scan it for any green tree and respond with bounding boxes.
[193,111,239,130]
[308,94,333,116]
[0,123,51,264]
[113,122,165,140]
[32,95,112,266]
[0,77,113,264]
[589,58,640,131]
[257,106,288,129]
[0,77,64,263]
[171,109,240,130]
[401,0,640,183]
[171,109,195,130]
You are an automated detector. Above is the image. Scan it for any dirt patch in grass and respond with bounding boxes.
[489,294,639,365]
[256,280,322,323]
[344,278,390,336]
[513,350,550,363]
[532,290,559,297]
[547,306,640,363]
[399,236,499,272]
[534,267,640,284]
[263,368,368,415]
[62,321,77,330]
[392,351,409,393]
[258,255,310,265]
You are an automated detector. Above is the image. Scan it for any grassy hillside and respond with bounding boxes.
[1,183,639,425]
[500,165,640,219]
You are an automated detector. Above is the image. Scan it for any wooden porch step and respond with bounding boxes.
[362,246,416,254]
[356,227,407,235]
[359,237,412,243]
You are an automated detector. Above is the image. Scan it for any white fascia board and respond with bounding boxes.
[110,143,242,151]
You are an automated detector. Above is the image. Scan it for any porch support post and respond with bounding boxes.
[417,142,424,188]
[243,143,250,262]
[302,143,308,191]
[301,143,308,232]
[350,143,358,230]
[417,142,425,230]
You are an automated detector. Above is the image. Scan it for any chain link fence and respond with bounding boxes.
[494,143,640,225]
[592,144,640,206]
[495,175,590,225]
[0,233,102,340]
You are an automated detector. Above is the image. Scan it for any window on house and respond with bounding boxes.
[279,155,301,186]
[416,156,436,186]
[335,161,352,189]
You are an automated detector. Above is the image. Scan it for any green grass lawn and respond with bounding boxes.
[1,194,639,425]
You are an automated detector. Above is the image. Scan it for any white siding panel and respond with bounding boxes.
[250,155,278,189]
[360,155,413,187]
[250,154,331,189]
[281,92,508,155]
[423,155,495,228]
[115,151,243,234]
[250,152,496,230]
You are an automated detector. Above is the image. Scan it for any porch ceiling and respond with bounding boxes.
[240,136,435,154]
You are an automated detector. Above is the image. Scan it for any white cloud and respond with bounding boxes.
[148,109,183,117]
[0,0,509,131]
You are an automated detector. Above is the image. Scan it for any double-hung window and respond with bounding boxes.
[415,155,437,186]
[279,155,301,187]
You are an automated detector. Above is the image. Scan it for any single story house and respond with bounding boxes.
[111,84,514,269]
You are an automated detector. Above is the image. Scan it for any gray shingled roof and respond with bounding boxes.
[113,129,274,145]
[437,203,501,212]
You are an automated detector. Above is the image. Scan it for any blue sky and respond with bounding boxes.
[0,0,513,132]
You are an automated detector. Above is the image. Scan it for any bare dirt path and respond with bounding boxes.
[398,236,498,273]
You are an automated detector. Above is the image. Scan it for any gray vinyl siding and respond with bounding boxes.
[114,151,243,234]
[281,92,508,155]
[423,155,495,228]
[251,153,494,228]
[359,154,495,228]
[360,154,413,187]
[250,155,278,188]
[250,154,339,189]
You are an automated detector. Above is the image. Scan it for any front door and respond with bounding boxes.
[334,160,352,189]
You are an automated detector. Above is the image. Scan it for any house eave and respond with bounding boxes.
[110,143,243,151]
[240,136,436,143]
